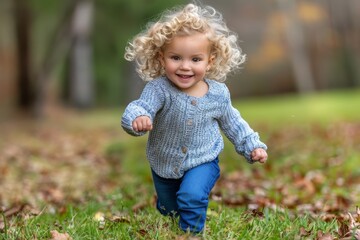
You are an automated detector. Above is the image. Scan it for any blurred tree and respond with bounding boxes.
[10,0,78,116]
[276,0,315,93]
[32,0,77,116]
[11,0,187,117]
[67,0,94,109]
[13,0,34,112]
[327,0,360,88]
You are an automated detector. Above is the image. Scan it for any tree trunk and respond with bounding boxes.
[68,0,94,109]
[277,0,315,93]
[33,1,77,117]
[14,0,34,111]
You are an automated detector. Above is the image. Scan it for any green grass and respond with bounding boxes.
[1,89,360,239]
[1,202,341,239]
[236,88,360,125]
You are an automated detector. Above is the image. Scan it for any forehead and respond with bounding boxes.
[164,32,211,53]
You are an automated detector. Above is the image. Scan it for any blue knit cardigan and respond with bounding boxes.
[121,77,267,179]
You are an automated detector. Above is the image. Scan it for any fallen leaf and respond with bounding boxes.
[337,216,350,238]
[0,221,5,232]
[50,230,72,240]
[109,215,130,223]
[44,188,65,204]
[132,201,148,213]
[138,228,148,237]
[299,226,311,237]
[295,178,315,195]
[316,231,334,240]
[354,229,360,240]
[2,204,26,218]
[245,209,264,219]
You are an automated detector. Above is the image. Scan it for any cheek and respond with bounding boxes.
[164,62,177,71]
[195,65,208,74]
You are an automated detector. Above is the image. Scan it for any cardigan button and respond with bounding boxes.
[187,119,193,125]
[181,146,187,154]
[190,100,197,106]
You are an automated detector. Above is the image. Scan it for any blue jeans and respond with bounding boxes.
[151,158,220,233]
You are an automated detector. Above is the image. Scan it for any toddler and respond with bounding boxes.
[121,3,268,234]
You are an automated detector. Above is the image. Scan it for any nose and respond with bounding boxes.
[180,60,191,70]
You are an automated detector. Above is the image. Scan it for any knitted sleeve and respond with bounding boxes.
[121,81,165,136]
[217,86,267,163]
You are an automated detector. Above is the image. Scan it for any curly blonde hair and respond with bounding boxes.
[124,3,246,82]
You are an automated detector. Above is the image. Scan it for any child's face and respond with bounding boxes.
[160,32,213,94]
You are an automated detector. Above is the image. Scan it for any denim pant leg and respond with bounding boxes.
[177,158,220,233]
[151,169,181,216]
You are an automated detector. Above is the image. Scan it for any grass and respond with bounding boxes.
[1,88,360,239]
[236,88,360,124]
[1,202,342,239]
[1,201,340,239]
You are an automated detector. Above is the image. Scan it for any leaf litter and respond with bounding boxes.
[0,113,359,238]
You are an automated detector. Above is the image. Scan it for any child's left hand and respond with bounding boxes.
[251,148,268,163]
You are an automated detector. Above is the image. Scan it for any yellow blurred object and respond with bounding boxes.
[93,211,105,222]
[298,2,326,23]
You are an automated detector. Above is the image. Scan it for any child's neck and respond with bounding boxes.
[181,80,209,98]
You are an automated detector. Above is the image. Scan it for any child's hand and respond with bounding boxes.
[251,148,268,163]
[132,116,153,132]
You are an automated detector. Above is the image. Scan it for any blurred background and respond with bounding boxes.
[0,0,359,118]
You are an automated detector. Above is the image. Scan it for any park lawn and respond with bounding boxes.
[1,89,360,239]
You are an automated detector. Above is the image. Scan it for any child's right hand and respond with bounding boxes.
[132,116,153,132]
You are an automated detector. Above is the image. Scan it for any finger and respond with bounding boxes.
[146,118,153,130]
[259,156,267,163]
[251,150,258,159]
[134,119,145,131]
[132,121,139,132]
[252,149,267,162]
[251,149,261,161]
[259,153,268,163]
[141,118,149,131]
[138,120,145,131]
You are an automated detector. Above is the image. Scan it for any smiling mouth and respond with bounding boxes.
[176,74,194,79]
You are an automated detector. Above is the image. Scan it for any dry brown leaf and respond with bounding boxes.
[43,188,65,204]
[316,231,334,240]
[138,228,148,237]
[0,221,5,232]
[354,229,360,240]
[340,230,360,240]
[299,227,311,237]
[109,215,131,223]
[132,201,148,213]
[337,217,350,238]
[50,230,72,240]
[348,212,357,229]
[336,196,352,210]
[2,204,26,218]
[247,209,265,219]
[282,195,299,208]
[295,178,316,195]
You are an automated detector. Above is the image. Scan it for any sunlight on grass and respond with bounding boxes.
[237,88,360,126]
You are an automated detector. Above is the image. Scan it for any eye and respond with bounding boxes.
[170,56,181,61]
[192,57,202,62]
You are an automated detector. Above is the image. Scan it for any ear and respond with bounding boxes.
[158,51,165,66]
[207,55,215,70]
